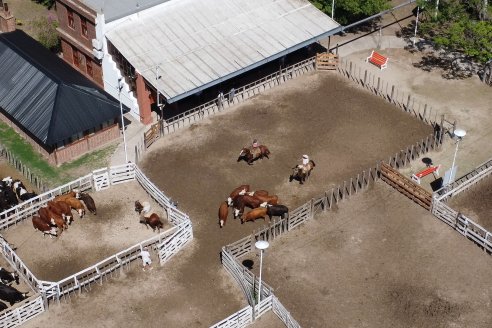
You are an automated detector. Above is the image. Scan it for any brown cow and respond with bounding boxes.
[218,202,229,228]
[253,194,278,205]
[227,184,250,206]
[63,197,85,218]
[241,207,268,224]
[139,213,164,232]
[232,195,267,219]
[78,193,96,215]
[47,201,73,225]
[53,190,77,203]
[38,207,66,232]
[246,190,269,197]
[32,216,57,238]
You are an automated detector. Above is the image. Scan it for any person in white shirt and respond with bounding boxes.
[297,154,309,170]
[140,247,152,271]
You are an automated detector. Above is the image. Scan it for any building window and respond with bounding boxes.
[67,8,75,29]
[86,56,93,77]
[81,17,88,38]
[73,48,80,67]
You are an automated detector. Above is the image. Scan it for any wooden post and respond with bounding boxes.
[363,69,368,86]
[377,77,380,93]
[406,94,411,111]
[390,85,395,102]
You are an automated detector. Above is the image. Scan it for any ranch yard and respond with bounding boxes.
[448,175,492,232]
[244,181,492,328]
[1,181,170,281]
[18,70,436,328]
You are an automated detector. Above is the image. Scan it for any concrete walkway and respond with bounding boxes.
[110,114,147,166]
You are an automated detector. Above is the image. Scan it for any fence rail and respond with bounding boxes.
[337,58,455,133]
[0,239,40,293]
[0,294,45,328]
[141,57,317,150]
[435,157,492,202]
[0,147,48,192]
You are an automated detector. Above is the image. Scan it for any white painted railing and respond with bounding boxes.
[0,295,45,328]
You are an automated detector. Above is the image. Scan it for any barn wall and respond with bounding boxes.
[53,124,120,165]
[0,110,120,166]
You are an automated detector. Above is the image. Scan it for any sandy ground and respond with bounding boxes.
[21,70,431,328]
[448,175,492,232]
[242,182,492,328]
[1,181,170,281]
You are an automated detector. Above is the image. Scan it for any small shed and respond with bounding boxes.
[0,30,125,165]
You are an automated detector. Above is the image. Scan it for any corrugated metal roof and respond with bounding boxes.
[106,0,340,103]
[0,31,123,147]
[80,0,171,22]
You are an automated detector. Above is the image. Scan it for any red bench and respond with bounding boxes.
[366,50,389,70]
[411,165,441,184]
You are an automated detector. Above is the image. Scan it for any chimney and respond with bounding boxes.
[0,1,15,33]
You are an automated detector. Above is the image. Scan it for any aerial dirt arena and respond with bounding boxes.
[2,181,170,281]
[242,182,492,328]
[22,71,433,327]
[449,175,492,232]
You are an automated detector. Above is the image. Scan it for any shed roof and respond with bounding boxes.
[106,0,340,103]
[0,30,123,147]
[80,0,171,23]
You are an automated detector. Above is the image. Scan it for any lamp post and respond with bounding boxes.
[255,240,269,307]
[155,65,163,120]
[413,6,420,47]
[117,78,128,163]
[331,0,335,19]
[450,128,466,184]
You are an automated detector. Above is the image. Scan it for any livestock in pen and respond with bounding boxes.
[237,145,271,165]
[290,160,316,184]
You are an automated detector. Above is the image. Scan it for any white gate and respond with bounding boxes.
[92,168,109,191]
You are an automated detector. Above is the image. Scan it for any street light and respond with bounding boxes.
[255,240,269,307]
[117,77,128,163]
[450,128,466,184]
[155,65,164,121]
[331,0,334,19]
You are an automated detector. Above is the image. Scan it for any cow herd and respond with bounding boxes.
[32,190,97,238]
[0,177,37,212]
[219,184,289,228]
[0,267,29,311]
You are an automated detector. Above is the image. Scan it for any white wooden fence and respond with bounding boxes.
[0,162,193,327]
[430,157,492,254]
[0,295,45,328]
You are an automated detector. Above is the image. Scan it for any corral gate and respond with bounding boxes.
[92,167,110,191]
[380,163,432,210]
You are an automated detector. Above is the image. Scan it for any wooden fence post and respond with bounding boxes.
[390,85,395,102]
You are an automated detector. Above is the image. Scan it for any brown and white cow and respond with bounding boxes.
[227,185,250,206]
[38,207,66,231]
[47,201,73,225]
[232,195,267,219]
[218,202,229,228]
[253,194,279,205]
[32,216,57,238]
[63,197,85,218]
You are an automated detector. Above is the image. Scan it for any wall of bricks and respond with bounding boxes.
[53,124,120,165]
[0,110,120,166]
[136,74,153,125]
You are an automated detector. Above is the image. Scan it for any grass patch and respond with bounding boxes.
[0,121,117,187]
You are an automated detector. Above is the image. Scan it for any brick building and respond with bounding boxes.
[55,0,340,126]
[0,29,125,166]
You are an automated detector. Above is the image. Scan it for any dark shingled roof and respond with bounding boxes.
[0,30,124,147]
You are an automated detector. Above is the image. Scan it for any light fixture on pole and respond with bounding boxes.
[117,77,128,163]
[449,128,466,184]
[255,240,269,307]
[155,65,163,121]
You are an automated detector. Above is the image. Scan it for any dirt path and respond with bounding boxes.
[246,182,492,328]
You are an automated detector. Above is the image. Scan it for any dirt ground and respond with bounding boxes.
[0,160,37,193]
[20,70,432,328]
[241,181,492,328]
[1,181,170,281]
[448,175,492,232]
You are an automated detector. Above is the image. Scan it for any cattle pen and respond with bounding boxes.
[0,163,193,328]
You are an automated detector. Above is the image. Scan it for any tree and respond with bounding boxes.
[418,0,492,63]
[33,0,56,9]
[31,15,60,52]
[311,0,391,25]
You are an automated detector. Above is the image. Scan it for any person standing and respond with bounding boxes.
[140,246,152,271]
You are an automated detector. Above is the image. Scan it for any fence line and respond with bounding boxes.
[221,127,443,327]
[0,146,48,192]
[336,58,455,134]
[0,294,45,328]
[0,162,192,327]
[140,57,317,152]
[435,157,492,202]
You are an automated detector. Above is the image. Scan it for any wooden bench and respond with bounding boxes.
[411,165,441,185]
[366,50,389,70]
